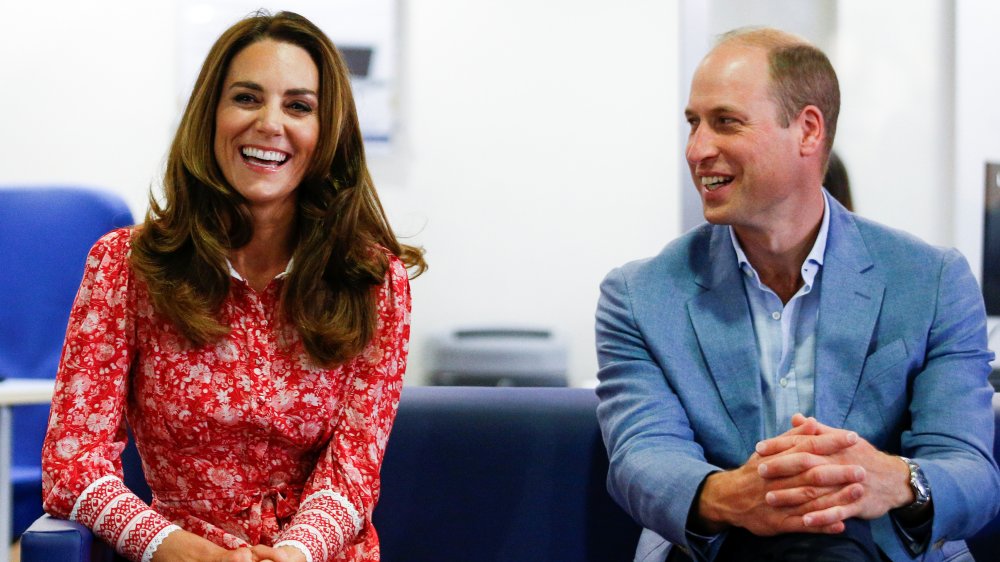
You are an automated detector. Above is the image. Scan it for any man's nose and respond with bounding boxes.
[686,125,718,164]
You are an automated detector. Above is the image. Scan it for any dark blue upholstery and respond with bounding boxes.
[373,386,640,561]
[968,392,1000,560]
[0,187,133,539]
[22,386,640,561]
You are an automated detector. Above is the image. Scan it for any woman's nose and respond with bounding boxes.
[255,104,282,135]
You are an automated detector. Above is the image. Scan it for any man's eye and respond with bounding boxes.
[718,117,738,126]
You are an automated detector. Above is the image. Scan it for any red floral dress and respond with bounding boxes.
[41,228,411,562]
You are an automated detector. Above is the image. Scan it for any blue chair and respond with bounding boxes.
[0,187,133,539]
[22,386,640,561]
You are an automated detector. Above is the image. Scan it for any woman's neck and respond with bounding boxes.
[230,205,296,292]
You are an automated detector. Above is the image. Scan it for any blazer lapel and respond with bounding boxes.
[688,227,763,452]
[814,202,885,428]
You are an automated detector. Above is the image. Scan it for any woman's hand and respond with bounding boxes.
[249,545,307,562]
[150,530,304,562]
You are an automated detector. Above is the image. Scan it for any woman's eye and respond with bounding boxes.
[288,101,313,113]
[234,93,257,104]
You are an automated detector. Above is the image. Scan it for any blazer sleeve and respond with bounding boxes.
[41,229,180,562]
[594,266,719,550]
[275,254,411,562]
[903,248,1000,544]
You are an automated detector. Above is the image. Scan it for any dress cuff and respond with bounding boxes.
[142,524,181,562]
[70,475,176,562]
[278,490,363,561]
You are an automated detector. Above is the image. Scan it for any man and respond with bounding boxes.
[595,27,1000,562]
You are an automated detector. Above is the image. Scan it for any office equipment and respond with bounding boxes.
[427,328,569,386]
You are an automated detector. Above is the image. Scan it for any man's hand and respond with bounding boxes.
[754,414,914,528]
[692,418,864,536]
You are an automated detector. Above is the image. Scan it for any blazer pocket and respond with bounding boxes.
[860,339,908,385]
[857,339,910,436]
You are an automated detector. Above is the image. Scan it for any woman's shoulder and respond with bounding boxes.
[372,245,408,285]
[92,226,136,254]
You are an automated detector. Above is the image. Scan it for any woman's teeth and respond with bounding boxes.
[241,147,288,165]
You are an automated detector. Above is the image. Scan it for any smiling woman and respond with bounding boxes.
[40,10,425,562]
[213,40,320,228]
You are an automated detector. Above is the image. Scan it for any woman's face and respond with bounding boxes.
[214,39,320,218]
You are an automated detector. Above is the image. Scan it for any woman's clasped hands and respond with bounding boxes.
[217,545,305,562]
[151,530,306,562]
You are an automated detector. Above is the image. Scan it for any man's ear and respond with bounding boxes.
[797,105,825,157]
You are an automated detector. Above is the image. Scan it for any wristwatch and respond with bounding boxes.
[898,456,932,514]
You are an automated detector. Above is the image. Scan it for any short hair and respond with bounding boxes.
[718,28,841,159]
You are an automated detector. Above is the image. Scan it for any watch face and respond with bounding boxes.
[907,459,931,503]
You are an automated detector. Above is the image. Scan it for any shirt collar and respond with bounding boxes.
[226,258,294,282]
[729,191,831,288]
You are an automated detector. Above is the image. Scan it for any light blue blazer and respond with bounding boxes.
[595,198,1000,562]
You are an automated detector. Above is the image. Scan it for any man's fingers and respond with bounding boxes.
[765,485,840,507]
[798,484,865,526]
[758,452,826,478]
[757,429,859,458]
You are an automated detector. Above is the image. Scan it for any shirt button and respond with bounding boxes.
[257,395,266,404]
[779,377,788,388]
[771,311,781,320]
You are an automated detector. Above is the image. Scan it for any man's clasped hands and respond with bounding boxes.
[695,413,915,536]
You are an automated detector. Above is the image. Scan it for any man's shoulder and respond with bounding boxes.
[847,214,959,269]
[612,222,716,285]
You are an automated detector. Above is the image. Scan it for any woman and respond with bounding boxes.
[41,11,424,562]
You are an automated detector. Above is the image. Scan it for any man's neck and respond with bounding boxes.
[734,194,825,303]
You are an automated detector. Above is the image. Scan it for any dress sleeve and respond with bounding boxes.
[41,229,180,562]
[275,254,411,562]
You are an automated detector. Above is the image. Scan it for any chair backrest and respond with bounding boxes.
[0,187,133,466]
[967,392,1000,559]
[373,386,640,562]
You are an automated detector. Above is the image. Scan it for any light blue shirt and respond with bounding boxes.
[729,193,831,439]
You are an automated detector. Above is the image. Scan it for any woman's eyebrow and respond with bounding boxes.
[227,81,316,97]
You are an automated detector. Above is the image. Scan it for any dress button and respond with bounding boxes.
[771,311,781,320]
[257,395,266,404]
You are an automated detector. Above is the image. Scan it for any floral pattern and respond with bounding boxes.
[41,228,411,562]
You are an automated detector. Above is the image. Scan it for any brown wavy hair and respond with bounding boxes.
[131,10,425,365]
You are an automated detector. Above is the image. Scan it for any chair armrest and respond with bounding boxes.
[20,514,115,562]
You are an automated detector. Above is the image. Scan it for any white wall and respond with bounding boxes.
[954,0,1000,282]
[390,1,680,384]
[0,0,178,217]
[0,1,681,386]
[834,0,954,246]
[8,0,986,385]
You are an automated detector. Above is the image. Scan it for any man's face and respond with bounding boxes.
[684,42,805,231]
